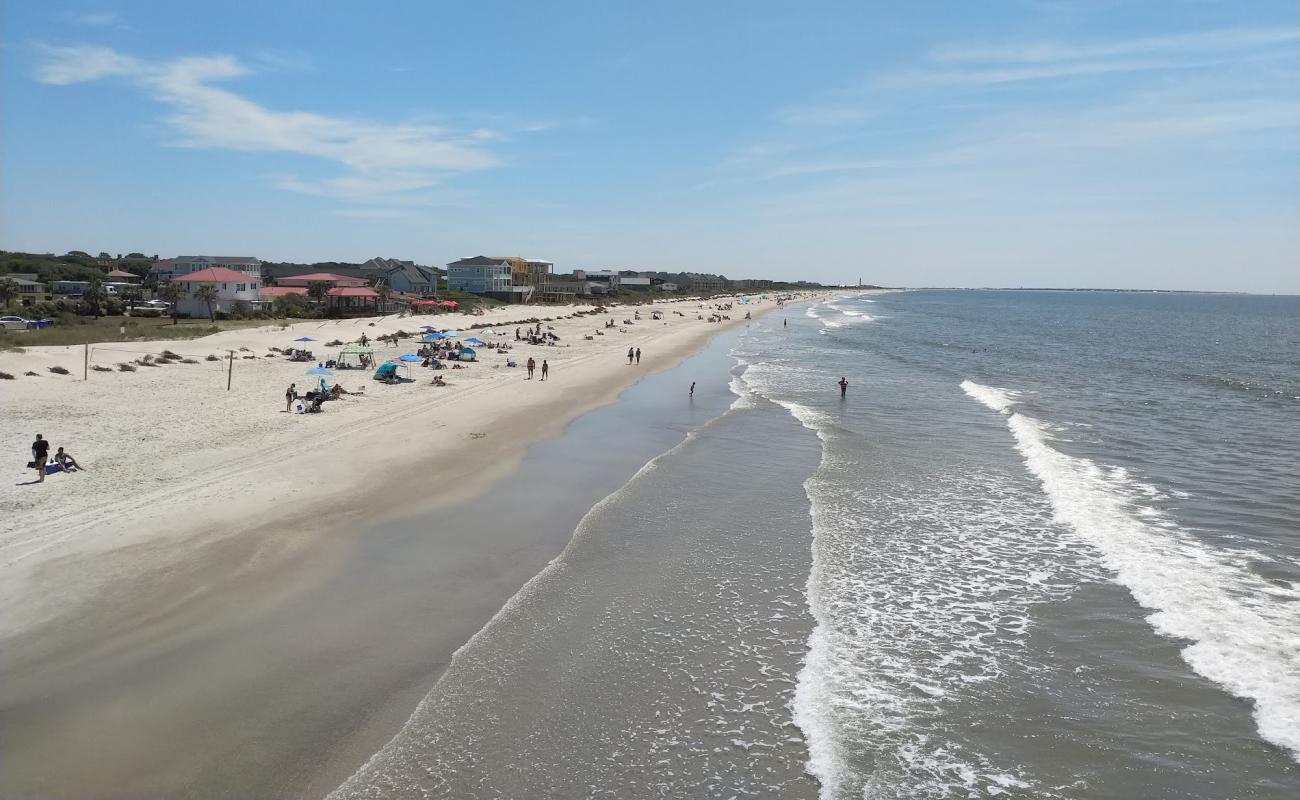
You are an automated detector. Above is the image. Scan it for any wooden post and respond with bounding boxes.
[84,343,89,380]
[227,350,234,391]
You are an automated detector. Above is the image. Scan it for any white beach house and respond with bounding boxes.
[174,267,261,317]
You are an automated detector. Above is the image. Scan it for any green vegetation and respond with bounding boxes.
[0,316,268,350]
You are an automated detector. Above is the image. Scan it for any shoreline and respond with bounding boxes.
[0,294,817,798]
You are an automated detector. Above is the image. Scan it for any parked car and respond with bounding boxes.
[1,315,32,330]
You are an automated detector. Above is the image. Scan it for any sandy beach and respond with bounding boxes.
[0,293,809,798]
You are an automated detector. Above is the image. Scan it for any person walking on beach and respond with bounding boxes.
[689,381,695,397]
[540,360,549,381]
[526,357,536,379]
[635,347,642,364]
[285,383,296,412]
[31,434,49,483]
[627,347,635,365]
[838,376,848,398]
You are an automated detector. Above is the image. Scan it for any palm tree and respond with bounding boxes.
[0,279,19,310]
[155,281,183,325]
[306,281,331,304]
[192,284,219,322]
[82,279,107,318]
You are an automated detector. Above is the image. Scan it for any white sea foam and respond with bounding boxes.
[962,379,1300,763]
[737,364,1082,797]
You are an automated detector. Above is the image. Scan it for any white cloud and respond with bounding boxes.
[329,208,418,219]
[34,44,500,203]
[35,45,142,84]
[931,27,1300,65]
[780,104,874,127]
[65,10,127,29]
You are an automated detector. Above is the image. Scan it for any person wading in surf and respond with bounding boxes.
[838,376,848,398]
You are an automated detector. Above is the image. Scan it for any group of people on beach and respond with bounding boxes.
[627,347,642,365]
[525,357,549,380]
[28,433,84,483]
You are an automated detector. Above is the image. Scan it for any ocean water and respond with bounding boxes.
[333,290,1299,799]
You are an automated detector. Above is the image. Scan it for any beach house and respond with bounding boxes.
[1,274,49,306]
[265,272,382,313]
[152,256,262,282]
[174,267,261,317]
[446,256,513,295]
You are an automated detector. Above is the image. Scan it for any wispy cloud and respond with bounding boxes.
[887,25,1298,89]
[931,27,1300,65]
[65,10,127,29]
[707,22,1298,238]
[328,208,419,219]
[34,44,500,204]
[780,104,874,127]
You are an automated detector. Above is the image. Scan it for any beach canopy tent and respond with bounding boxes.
[374,360,413,382]
[336,345,374,369]
[439,300,459,308]
[458,347,477,362]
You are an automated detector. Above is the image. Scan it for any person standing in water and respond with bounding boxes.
[838,376,848,398]
[784,319,787,327]
[689,381,695,397]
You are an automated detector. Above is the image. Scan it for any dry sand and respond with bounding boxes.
[0,294,813,797]
[1,296,804,636]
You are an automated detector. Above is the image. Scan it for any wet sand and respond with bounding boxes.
[0,323,751,799]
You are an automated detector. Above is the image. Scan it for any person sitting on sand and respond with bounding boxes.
[54,447,84,472]
[432,375,447,386]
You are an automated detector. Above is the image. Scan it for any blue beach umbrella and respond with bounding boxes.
[419,325,436,330]
[396,353,423,362]
[464,337,486,345]
[305,366,334,376]
[294,336,317,343]
[422,332,447,341]
[442,330,460,337]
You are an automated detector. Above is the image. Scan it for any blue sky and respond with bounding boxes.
[1,1,1296,292]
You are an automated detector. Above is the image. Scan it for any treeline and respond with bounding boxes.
[1,251,154,283]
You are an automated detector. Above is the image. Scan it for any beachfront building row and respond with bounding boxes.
[151,256,262,282]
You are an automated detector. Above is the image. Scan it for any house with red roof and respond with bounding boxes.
[174,267,261,318]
